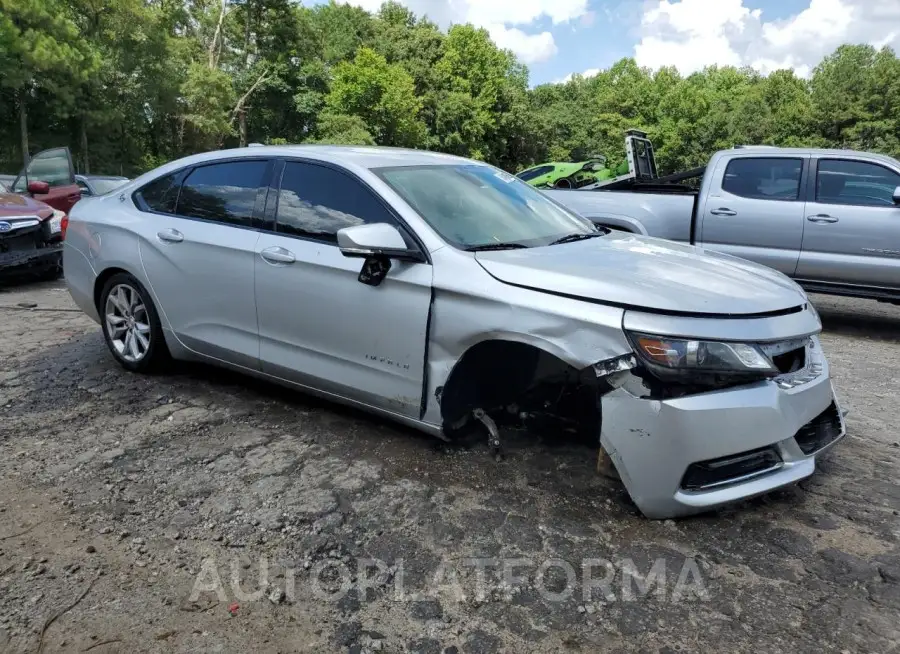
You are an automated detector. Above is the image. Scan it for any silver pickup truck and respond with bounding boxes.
[545,136,900,304]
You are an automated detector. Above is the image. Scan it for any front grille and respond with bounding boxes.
[0,231,39,254]
[794,402,843,455]
[681,446,783,491]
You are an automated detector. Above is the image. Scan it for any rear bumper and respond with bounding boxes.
[600,336,844,519]
[63,242,100,323]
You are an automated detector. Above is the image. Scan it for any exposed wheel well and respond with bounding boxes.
[93,267,130,312]
[438,340,601,440]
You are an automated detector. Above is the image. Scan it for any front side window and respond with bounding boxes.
[517,165,554,182]
[135,172,181,214]
[816,159,900,207]
[274,161,399,243]
[177,160,267,227]
[722,158,802,201]
[375,164,595,249]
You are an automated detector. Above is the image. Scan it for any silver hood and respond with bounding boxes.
[474,232,808,316]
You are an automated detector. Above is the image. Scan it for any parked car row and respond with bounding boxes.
[62,144,845,519]
[1,148,129,281]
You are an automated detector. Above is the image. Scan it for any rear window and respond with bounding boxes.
[722,158,802,201]
[176,161,267,228]
[136,173,181,214]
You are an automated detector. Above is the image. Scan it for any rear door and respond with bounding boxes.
[796,157,900,290]
[12,147,82,212]
[133,158,272,369]
[697,155,808,275]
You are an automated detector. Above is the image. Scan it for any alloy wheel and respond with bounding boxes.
[105,283,151,363]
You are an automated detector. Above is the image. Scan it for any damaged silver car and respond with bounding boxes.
[63,145,846,519]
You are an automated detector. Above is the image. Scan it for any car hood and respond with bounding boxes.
[474,231,808,316]
[0,192,53,219]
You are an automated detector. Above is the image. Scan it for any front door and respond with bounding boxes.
[13,147,82,212]
[254,160,432,418]
[796,157,900,290]
[698,155,808,275]
[133,159,270,369]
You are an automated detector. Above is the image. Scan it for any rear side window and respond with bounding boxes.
[176,160,267,227]
[816,159,900,207]
[722,158,802,201]
[274,161,400,243]
[136,173,181,213]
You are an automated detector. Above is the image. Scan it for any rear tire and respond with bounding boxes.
[99,272,170,373]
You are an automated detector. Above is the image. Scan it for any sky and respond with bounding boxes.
[318,0,900,85]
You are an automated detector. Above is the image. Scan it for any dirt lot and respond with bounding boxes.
[0,280,899,654]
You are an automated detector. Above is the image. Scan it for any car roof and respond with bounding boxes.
[731,146,900,166]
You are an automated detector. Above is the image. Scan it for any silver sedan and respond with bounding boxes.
[63,145,845,519]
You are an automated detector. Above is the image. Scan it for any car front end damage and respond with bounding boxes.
[595,304,845,518]
[0,213,65,279]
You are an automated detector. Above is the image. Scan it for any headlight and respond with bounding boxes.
[627,332,778,380]
[48,209,65,235]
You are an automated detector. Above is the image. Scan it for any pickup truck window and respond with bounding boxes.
[816,159,900,207]
[722,158,802,201]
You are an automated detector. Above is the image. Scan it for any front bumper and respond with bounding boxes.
[0,243,63,275]
[600,336,845,519]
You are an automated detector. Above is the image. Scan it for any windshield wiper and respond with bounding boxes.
[549,231,608,246]
[464,242,530,252]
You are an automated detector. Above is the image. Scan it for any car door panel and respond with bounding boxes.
[697,155,807,276]
[254,160,432,418]
[14,147,82,212]
[796,157,900,289]
[132,159,270,368]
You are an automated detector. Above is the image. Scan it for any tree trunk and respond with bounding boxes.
[239,109,247,148]
[81,117,91,175]
[18,90,30,166]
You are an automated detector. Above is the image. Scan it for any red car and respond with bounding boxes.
[8,146,83,214]
[1,147,80,280]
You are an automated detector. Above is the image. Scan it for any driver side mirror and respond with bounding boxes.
[337,223,424,262]
[337,223,425,287]
[893,185,900,205]
[27,180,50,195]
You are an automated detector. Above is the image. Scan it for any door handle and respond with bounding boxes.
[260,246,295,264]
[807,214,839,224]
[157,228,184,243]
[710,208,737,216]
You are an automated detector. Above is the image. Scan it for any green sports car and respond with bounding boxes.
[517,157,630,189]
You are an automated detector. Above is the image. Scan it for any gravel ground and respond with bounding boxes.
[0,280,899,654]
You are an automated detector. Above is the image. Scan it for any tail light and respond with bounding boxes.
[60,214,69,240]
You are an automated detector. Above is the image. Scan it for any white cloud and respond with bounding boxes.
[339,0,588,63]
[555,67,601,84]
[634,0,900,76]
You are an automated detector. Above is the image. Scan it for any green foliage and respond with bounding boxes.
[325,47,426,147]
[0,0,899,176]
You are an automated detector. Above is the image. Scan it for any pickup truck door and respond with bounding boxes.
[796,157,900,291]
[697,155,808,276]
[254,159,433,419]
[11,147,82,213]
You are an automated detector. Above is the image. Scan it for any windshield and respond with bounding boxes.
[90,178,129,195]
[374,164,595,249]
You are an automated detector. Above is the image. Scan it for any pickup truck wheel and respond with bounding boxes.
[100,273,170,373]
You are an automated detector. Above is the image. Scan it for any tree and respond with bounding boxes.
[324,47,426,147]
[0,0,98,164]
